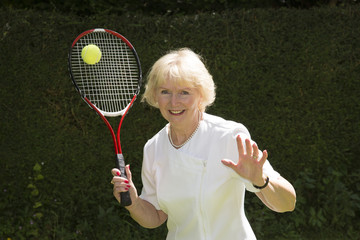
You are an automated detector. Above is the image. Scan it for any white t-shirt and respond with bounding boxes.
[140,113,280,240]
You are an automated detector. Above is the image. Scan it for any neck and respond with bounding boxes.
[169,111,202,148]
[170,123,197,145]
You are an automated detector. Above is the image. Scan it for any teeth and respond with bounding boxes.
[170,110,183,114]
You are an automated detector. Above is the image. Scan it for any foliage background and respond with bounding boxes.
[1,0,359,15]
[0,3,360,240]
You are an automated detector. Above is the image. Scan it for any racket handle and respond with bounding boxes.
[116,154,132,207]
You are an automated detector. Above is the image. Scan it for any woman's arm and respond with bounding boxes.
[255,175,296,212]
[126,197,168,228]
[221,136,296,213]
[111,166,168,228]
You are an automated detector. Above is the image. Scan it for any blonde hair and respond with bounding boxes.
[142,48,216,112]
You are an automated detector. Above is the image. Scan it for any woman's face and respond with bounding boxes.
[156,80,202,129]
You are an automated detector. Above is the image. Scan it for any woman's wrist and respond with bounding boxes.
[125,197,141,211]
[253,176,269,190]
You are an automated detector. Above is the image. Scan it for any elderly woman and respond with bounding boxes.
[111,48,296,239]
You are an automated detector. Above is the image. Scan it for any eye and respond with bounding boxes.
[160,89,169,94]
[180,90,190,95]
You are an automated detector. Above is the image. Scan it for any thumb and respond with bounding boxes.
[221,159,236,170]
[125,164,132,182]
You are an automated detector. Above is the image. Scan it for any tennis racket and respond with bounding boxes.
[68,28,142,207]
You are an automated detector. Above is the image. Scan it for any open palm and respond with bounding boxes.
[221,135,268,186]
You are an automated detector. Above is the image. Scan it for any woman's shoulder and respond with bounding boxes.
[203,113,251,138]
[144,124,169,150]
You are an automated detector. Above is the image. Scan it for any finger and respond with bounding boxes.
[111,176,129,184]
[113,182,131,191]
[113,178,131,194]
[236,135,244,155]
[252,142,259,160]
[111,168,130,204]
[245,138,252,156]
[111,168,121,177]
[113,167,131,187]
[125,164,132,182]
[221,159,237,170]
[260,150,268,166]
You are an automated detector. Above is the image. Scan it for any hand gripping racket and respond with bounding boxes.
[68,28,142,206]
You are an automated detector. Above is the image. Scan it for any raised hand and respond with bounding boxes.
[221,135,268,186]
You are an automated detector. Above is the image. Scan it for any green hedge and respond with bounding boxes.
[0,6,359,239]
[2,0,358,16]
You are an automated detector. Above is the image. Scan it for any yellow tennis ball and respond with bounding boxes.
[81,44,102,64]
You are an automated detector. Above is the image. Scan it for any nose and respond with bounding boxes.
[170,93,180,106]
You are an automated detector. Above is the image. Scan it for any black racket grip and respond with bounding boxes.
[116,154,132,207]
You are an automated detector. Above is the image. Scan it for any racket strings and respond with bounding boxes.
[71,31,139,115]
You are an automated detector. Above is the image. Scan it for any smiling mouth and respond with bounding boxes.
[169,110,185,115]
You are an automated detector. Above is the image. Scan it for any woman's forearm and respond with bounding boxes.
[126,198,168,228]
[255,176,296,213]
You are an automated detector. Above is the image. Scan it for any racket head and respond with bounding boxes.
[68,28,142,117]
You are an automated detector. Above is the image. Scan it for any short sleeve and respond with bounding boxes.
[139,142,161,210]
